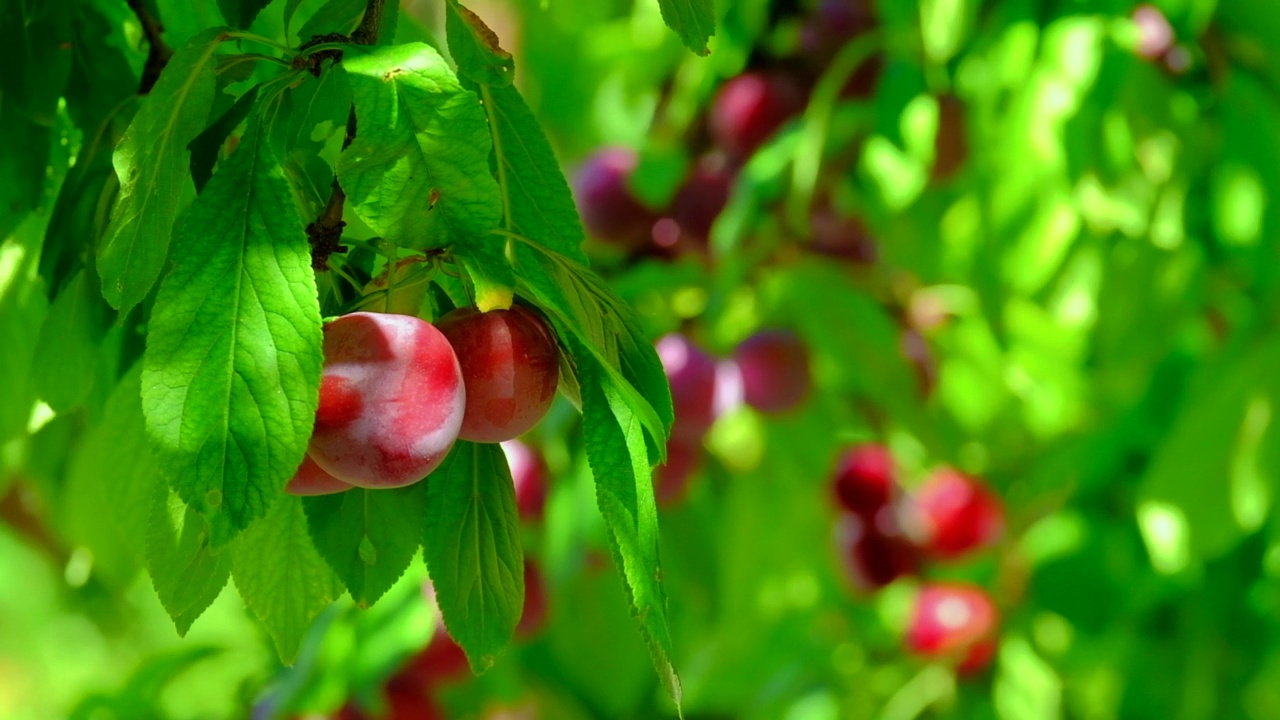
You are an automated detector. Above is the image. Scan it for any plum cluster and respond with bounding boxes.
[285,307,559,498]
[572,0,972,265]
[654,329,813,505]
[830,443,1004,673]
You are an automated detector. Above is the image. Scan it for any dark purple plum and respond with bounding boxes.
[831,443,895,517]
[809,206,877,263]
[572,147,656,249]
[733,330,813,414]
[709,72,807,159]
[656,333,718,440]
[668,156,735,247]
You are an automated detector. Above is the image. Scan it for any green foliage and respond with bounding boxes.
[141,110,323,541]
[337,42,501,249]
[302,482,430,608]
[656,0,717,56]
[423,442,524,673]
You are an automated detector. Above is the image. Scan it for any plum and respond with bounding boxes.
[834,513,919,592]
[709,72,807,159]
[667,157,735,247]
[655,333,718,440]
[501,440,548,521]
[733,330,813,414]
[906,582,999,673]
[831,443,894,517]
[655,436,702,508]
[809,206,877,264]
[572,147,656,249]
[437,305,560,443]
[284,454,353,496]
[308,313,465,489]
[904,468,1004,560]
[1133,4,1174,60]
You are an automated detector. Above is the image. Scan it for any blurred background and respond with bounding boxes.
[5,0,1280,718]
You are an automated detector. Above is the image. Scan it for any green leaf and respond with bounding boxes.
[0,106,53,241]
[146,486,235,636]
[142,111,324,542]
[511,241,673,445]
[284,0,307,38]
[423,442,524,673]
[287,68,352,152]
[189,84,260,193]
[444,0,515,87]
[65,0,138,130]
[62,364,160,586]
[453,234,515,312]
[337,43,501,250]
[233,495,341,664]
[31,269,110,413]
[217,0,271,28]
[0,0,73,124]
[573,338,682,710]
[302,482,430,608]
[295,0,364,45]
[98,28,231,315]
[482,84,588,263]
[656,0,715,56]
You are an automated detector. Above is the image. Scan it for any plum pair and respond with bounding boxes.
[288,306,559,495]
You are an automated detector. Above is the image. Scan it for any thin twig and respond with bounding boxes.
[305,0,386,270]
[125,0,174,94]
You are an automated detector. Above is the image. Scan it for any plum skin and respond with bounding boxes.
[308,312,466,489]
[572,147,655,249]
[905,468,1005,560]
[733,330,813,414]
[285,454,353,496]
[655,333,718,440]
[436,305,560,443]
[906,582,999,673]
[502,439,548,520]
[709,72,806,159]
[831,443,895,517]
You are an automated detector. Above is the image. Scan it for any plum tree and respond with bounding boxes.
[655,333,719,440]
[501,440,549,521]
[308,313,466,489]
[732,329,813,413]
[831,443,895,517]
[572,146,656,249]
[437,305,560,443]
[903,468,1005,560]
[285,454,353,497]
[905,582,999,674]
[708,72,806,159]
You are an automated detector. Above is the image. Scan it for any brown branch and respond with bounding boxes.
[306,0,385,270]
[125,0,174,94]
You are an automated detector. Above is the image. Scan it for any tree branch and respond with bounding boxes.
[125,0,174,94]
[306,0,386,270]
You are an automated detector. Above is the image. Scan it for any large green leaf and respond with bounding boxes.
[31,269,110,413]
[655,0,715,56]
[444,0,515,88]
[423,441,524,673]
[142,110,323,543]
[573,338,681,710]
[0,0,72,124]
[98,28,230,315]
[337,42,501,250]
[232,495,342,664]
[303,482,431,608]
[62,364,158,586]
[512,241,673,446]
[0,105,52,241]
[146,487,235,636]
[216,0,271,28]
